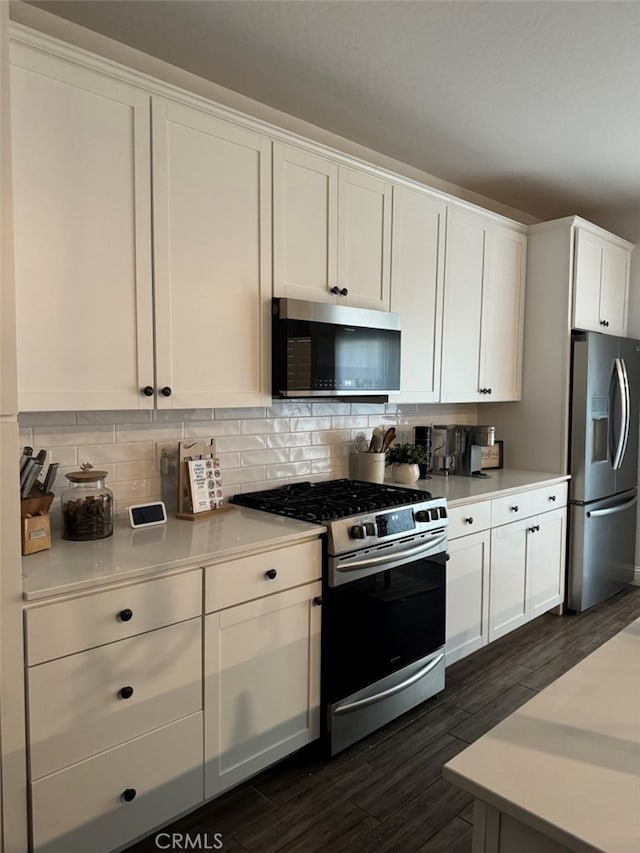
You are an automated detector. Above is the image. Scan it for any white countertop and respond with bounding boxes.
[23,469,567,602]
[443,617,640,853]
[398,468,570,507]
[22,507,324,601]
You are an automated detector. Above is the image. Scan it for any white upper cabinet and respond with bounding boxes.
[273,143,391,310]
[440,206,526,403]
[573,226,631,337]
[11,45,154,411]
[11,42,271,411]
[390,186,445,402]
[152,97,271,409]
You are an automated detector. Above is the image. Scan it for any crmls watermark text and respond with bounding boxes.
[155,832,224,850]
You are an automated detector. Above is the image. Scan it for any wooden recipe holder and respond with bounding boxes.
[176,439,233,522]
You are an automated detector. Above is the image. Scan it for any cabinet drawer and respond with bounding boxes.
[205,540,321,613]
[25,569,202,665]
[492,482,568,527]
[448,501,492,539]
[28,617,202,780]
[30,712,203,853]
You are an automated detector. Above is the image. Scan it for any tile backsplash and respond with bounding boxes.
[18,402,478,514]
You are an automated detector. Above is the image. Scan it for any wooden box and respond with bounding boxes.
[21,494,54,556]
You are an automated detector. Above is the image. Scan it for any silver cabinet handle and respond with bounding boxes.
[334,653,445,716]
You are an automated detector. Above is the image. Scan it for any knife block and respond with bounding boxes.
[21,493,54,555]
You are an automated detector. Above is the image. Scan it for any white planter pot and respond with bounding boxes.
[391,463,420,484]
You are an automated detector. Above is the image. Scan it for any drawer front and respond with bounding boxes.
[528,481,568,515]
[492,482,568,527]
[31,712,203,853]
[28,617,202,779]
[205,539,321,613]
[25,569,202,665]
[448,501,492,539]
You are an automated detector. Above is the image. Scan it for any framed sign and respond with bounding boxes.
[481,439,503,470]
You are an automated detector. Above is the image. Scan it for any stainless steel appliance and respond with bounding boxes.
[567,331,640,612]
[432,424,495,477]
[231,479,448,755]
[271,298,401,398]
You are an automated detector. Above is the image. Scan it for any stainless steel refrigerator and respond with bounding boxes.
[567,331,640,611]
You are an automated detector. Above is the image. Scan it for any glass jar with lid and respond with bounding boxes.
[61,463,114,541]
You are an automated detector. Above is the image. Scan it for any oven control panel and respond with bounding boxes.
[337,498,448,554]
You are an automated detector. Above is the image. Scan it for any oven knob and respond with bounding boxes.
[364,522,376,537]
[414,510,430,522]
[350,525,366,539]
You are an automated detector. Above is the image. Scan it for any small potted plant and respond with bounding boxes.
[386,443,430,483]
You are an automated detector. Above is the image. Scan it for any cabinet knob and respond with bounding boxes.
[549,494,556,502]
[339,287,348,296]
[329,286,340,295]
[118,685,134,700]
[464,517,474,524]
[265,568,277,580]
[510,505,519,512]
[141,386,154,397]
[313,596,323,606]
[118,608,133,622]
[487,388,492,394]
[529,525,536,533]
[121,788,137,803]
[160,386,172,397]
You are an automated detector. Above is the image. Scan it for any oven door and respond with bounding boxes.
[323,549,446,706]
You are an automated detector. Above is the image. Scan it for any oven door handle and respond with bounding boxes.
[336,532,447,572]
[334,652,445,716]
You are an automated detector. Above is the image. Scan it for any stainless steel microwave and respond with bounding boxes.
[272,298,401,398]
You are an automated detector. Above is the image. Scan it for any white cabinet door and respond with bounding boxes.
[489,518,529,641]
[273,146,391,310]
[390,186,445,402]
[338,167,392,310]
[11,45,154,411]
[573,228,630,336]
[152,97,271,408]
[528,508,566,619]
[446,530,490,665]
[273,143,338,303]
[204,581,321,798]
[481,225,526,401]
[440,207,487,402]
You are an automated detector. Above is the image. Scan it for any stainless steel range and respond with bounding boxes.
[231,479,448,755]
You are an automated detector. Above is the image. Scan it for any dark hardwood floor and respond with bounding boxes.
[126,585,640,853]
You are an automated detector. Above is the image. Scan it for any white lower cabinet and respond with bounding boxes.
[446,530,490,665]
[30,713,203,853]
[204,580,322,798]
[24,570,204,852]
[489,506,567,642]
[446,484,568,663]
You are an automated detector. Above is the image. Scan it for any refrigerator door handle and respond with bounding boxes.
[586,495,637,518]
[610,358,629,470]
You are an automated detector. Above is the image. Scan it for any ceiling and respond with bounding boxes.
[22,0,640,223]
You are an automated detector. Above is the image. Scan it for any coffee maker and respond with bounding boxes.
[432,424,496,477]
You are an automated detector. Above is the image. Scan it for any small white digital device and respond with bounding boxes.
[128,501,168,529]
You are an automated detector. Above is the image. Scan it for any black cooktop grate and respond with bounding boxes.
[230,479,431,523]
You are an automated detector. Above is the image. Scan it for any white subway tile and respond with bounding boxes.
[45,446,78,466]
[153,409,212,423]
[311,429,351,445]
[312,402,351,415]
[79,442,155,463]
[78,410,152,425]
[290,417,332,432]
[215,407,266,420]
[266,431,312,448]
[19,412,78,427]
[216,434,266,453]
[330,415,369,429]
[33,425,115,447]
[187,420,241,438]
[241,448,289,467]
[110,477,161,502]
[216,452,241,469]
[240,418,290,435]
[289,445,330,462]
[115,459,158,480]
[266,461,312,480]
[267,402,312,417]
[116,424,183,443]
[310,458,334,475]
[223,465,267,485]
[350,403,386,415]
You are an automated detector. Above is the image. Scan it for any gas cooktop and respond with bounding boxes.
[230,478,432,523]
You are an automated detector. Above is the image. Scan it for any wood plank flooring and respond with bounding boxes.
[126,585,640,853]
